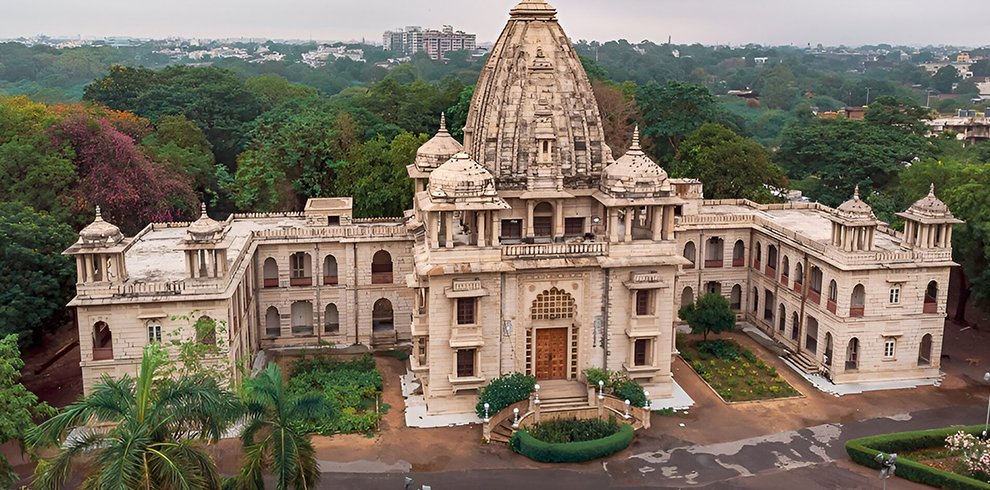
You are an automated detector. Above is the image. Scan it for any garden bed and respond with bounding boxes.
[510,417,634,463]
[288,353,385,434]
[678,336,801,402]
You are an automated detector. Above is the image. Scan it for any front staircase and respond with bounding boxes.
[784,350,821,374]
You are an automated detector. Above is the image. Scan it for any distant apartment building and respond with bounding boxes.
[383,25,475,60]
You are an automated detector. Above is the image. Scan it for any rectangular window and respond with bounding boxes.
[634,339,651,366]
[501,219,522,240]
[533,217,553,237]
[564,217,585,237]
[635,290,653,316]
[327,215,340,226]
[456,349,476,378]
[889,287,901,304]
[456,298,476,325]
[147,323,162,344]
[290,255,306,278]
[884,338,896,358]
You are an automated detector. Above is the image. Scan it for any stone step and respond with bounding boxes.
[538,395,587,404]
[785,351,820,374]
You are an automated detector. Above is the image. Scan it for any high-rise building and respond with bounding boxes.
[383,25,475,59]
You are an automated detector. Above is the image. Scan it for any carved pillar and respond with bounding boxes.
[526,201,535,237]
[445,212,454,249]
[477,211,487,247]
[623,207,633,242]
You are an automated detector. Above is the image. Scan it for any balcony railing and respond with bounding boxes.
[265,328,280,339]
[793,281,803,293]
[263,278,279,288]
[291,325,314,336]
[849,306,864,317]
[826,300,837,314]
[753,260,761,270]
[705,259,723,268]
[808,290,821,304]
[923,302,937,314]
[290,277,312,287]
[765,265,776,277]
[732,257,745,267]
[371,272,393,284]
[780,274,788,287]
[323,275,338,285]
[92,347,113,361]
[501,241,607,259]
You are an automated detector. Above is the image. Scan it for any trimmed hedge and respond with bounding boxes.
[510,423,634,463]
[845,425,990,490]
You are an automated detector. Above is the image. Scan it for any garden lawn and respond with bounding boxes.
[678,337,801,402]
[288,353,384,434]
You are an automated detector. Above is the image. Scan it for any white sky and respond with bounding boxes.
[0,0,984,47]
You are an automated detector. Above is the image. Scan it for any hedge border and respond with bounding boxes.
[845,424,990,490]
[509,423,634,463]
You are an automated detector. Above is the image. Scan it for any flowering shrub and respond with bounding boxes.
[946,431,990,478]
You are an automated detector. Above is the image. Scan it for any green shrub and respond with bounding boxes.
[697,339,740,360]
[476,373,536,417]
[583,368,648,407]
[510,423,634,463]
[288,353,383,435]
[528,416,620,444]
[846,425,990,490]
[613,378,648,407]
[584,367,612,389]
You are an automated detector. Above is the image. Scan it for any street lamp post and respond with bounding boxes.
[598,379,605,400]
[983,372,990,438]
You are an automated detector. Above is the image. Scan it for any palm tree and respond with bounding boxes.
[234,364,330,490]
[26,345,241,490]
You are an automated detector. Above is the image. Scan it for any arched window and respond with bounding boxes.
[372,251,393,284]
[533,202,554,238]
[372,299,395,331]
[752,286,759,312]
[805,316,819,353]
[754,242,762,268]
[828,280,838,303]
[763,290,774,322]
[683,242,696,268]
[197,315,216,345]
[782,256,790,280]
[924,281,938,313]
[93,321,113,360]
[732,240,745,267]
[778,304,786,332]
[705,237,724,267]
[791,312,800,341]
[850,284,865,317]
[635,290,654,316]
[323,255,339,285]
[263,257,279,288]
[291,301,313,336]
[767,245,778,273]
[325,304,340,334]
[730,284,742,310]
[532,287,576,320]
[824,333,833,365]
[794,262,804,285]
[680,287,694,309]
[808,266,823,304]
[918,333,933,366]
[846,338,859,370]
[290,252,312,286]
[265,306,280,338]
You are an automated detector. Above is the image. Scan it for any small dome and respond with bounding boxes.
[428,152,497,199]
[415,113,463,172]
[600,127,669,197]
[187,203,225,242]
[907,184,953,219]
[79,206,124,246]
[835,186,876,220]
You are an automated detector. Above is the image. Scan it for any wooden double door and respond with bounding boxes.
[535,327,568,380]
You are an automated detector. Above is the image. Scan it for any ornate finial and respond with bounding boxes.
[439,112,447,133]
[853,185,860,200]
[94,205,102,220]
[200,202,208,217]
[630,125,641,151]
[929,183,936,197]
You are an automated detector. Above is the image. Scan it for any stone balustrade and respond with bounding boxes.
[502,241,608,259]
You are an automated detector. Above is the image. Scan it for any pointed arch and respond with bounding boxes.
[532,287,576,320]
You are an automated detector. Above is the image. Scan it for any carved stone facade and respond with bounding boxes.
[67,0,957,414]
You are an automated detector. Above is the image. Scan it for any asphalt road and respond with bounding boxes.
[316,403,985,489]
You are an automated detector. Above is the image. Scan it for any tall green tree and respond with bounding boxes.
[864,96,932,135]
[0,334,54,487]
[0,202,76,344]
[678,293,736,341]
[335,131,426,218]
[673,123,783,202]
[637,80,720,158]
[234,364,330,490]
[26,345,241,490]
[931,65,959,93]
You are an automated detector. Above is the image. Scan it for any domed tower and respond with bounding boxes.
[421,152,508,248]
[897,184,962,249]
[597,128,676,242]
[463,0,612,191]
[409,113,463,196]
[65,206,129,285]
[828,186,880,252]
[178,203,230,279]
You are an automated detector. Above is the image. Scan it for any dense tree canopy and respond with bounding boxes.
[637,80,721,158]
[673,123,783,202]
[0,334,53,486]
[678,293,737,341]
